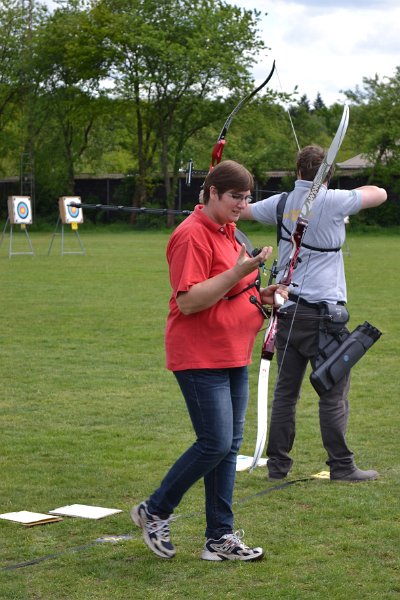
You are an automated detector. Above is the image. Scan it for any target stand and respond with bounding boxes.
[47,197,85,256]
[0,196,35,258]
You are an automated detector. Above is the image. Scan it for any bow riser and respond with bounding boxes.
[261,314,279,360]
[279,218,308,287]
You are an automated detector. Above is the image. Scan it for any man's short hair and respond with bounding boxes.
[297,145,334,183]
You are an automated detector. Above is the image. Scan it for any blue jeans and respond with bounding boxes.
[148,367,249,539]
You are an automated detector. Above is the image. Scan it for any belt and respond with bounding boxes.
[288,293,346,307]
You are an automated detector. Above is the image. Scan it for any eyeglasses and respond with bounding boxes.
[225,192,253,204]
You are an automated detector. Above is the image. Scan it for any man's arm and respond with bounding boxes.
[356,185,387,209]
[240,204,254,220]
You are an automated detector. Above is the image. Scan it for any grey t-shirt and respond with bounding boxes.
[250,180,362,303]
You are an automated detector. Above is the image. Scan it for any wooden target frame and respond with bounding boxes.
[58,196,84,225]
[7,196,33,225]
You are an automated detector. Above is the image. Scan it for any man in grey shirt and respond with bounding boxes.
[241,145,387,482]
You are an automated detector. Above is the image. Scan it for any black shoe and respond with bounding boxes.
[330,468,379,482]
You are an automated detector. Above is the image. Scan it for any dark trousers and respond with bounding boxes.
[266,304,355,478]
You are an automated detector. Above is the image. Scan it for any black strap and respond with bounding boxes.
[276,192,341,253]
[288,293,322,308]
[226,279,259,300]
[288,293,346,308]
[227,228,259,301]
[276,192,288,245]
[235,228,254,255]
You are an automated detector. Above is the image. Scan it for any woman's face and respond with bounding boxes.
[205,186,253,225]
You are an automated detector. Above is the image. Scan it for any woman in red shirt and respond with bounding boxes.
[131,160,286,561]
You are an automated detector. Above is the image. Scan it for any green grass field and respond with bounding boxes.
[0,227,399,599]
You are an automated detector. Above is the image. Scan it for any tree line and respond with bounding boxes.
[0,0,399,226]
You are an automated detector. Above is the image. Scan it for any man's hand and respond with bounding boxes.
[260,284,288,306]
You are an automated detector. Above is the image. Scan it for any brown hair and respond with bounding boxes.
[202,160,254,204]
[296,145,334,183]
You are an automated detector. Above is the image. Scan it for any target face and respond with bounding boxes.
[59,197,84,224]
[8,196,32,225]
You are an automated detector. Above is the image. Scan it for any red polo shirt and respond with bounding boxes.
[165,205,264,371]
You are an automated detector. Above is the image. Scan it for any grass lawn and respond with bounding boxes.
[0,226,399,599]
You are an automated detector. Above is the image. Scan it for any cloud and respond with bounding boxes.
[229,0,400,105]
[289,0,398,8]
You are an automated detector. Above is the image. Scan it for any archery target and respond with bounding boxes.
[59,196,84,224]
[8,196,32,225]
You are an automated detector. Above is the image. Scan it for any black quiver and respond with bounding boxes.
[310,321,382,394]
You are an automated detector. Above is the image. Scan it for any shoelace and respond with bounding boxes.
[223,529,249,550]
[146,514,177,539]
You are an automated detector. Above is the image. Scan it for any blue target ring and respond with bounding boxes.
[17,201,29,220]
[67,205,80,219]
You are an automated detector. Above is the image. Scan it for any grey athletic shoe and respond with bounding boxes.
[131,500,176,559]
[330,468,379,482]
[201,530,264,562]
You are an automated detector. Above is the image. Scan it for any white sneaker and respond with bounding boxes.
[131,500,176,559]
[201,529,263,562]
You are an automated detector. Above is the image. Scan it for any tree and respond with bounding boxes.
[91,0,266,221]
[343,68,400,225]
[0,0,33,127]
[344,69,400,182]
[313,92,326,111]
[0,0,47,176]
[29,2,109,212]
[215,94,299,178]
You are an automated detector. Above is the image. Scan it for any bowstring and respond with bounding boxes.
[275,65,301,152]
[275,186,330,382]
[272,103,349,382]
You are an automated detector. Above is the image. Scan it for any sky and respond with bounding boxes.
[226,0,400,106]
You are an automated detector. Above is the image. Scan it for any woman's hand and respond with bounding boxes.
[176,244,274,315]
[235,244,273,277]
[260,284,288,306]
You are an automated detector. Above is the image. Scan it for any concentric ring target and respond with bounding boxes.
[16,201,29,220]
[59,196,84,224]
[7,196,32,224]
[67,205,80,219]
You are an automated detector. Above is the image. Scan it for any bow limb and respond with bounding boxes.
[249,105,349,472]
[249,264,283,472]
[193,62,276,184]
[249,292,284,472]
[274,103,349,304]
[248,314,276,472]
[210,60,276,169]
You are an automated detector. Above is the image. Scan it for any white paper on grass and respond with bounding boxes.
[236,455,268,472]
[48,504,122,519]
[0,510,63,525]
